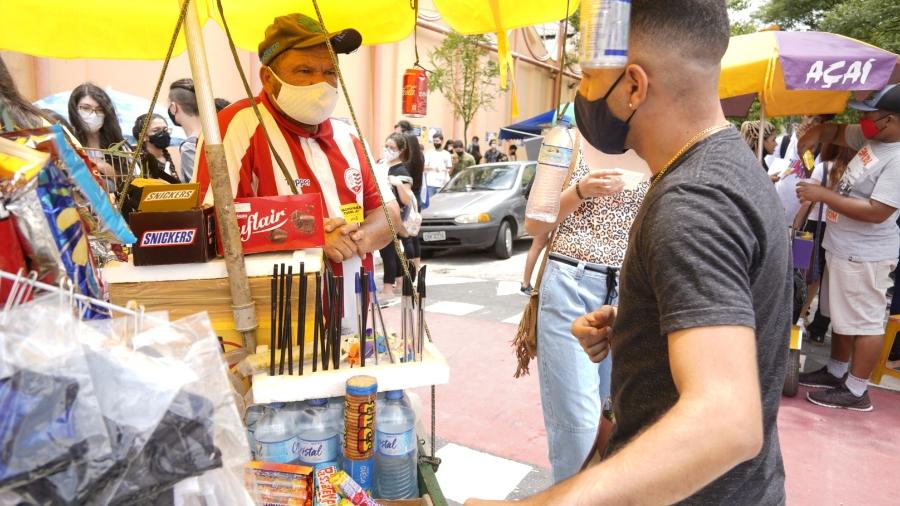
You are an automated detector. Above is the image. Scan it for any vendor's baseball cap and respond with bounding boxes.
[258,13,362,66]
[849,84,900,113]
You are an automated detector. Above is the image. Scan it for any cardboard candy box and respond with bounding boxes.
[218,194,326,256]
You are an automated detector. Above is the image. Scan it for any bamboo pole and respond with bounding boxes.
[183,0,257,351]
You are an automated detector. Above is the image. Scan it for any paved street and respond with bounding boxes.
[375,242,899,505]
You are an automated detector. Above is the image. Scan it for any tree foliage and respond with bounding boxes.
[756,0,900,53]
[427,33,502,141]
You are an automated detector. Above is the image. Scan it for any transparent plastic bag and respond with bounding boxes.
[131,311,253,506]
[0,295,112,495]
[4,296,195,505]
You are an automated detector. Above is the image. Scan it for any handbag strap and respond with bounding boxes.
[533,135,581,293]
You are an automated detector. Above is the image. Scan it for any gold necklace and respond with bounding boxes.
[650,123,732,189]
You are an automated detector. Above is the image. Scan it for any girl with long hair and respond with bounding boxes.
[68,83,126,183]
[132,113,179,184]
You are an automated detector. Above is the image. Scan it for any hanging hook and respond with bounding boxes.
[1,268,26,323]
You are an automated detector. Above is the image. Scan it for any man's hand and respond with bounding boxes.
[323,217,360,263]
[572,305,617,363]
[578,169,626,199]
[796,181,830,204]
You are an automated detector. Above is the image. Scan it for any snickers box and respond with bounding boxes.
[128,182,217,266]
[122,179,199,215]
[218,194,326,256]
[129,207,217,266]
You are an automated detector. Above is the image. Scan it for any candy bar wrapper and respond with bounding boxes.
[314,464,340,506]
[35,159,109,319]
[0,214,28,304]
[329,471,381,506]
[245,461,313,506]
[4,179,65,284]
[1,125,136,245]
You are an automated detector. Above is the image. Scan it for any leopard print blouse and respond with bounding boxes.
[552,149,649,267]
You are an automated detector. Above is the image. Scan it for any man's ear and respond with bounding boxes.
[260,66,278,97]
[625,64,649,110]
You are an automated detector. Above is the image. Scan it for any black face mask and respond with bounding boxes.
[168,105,181,128]
[574,71,636,155]
[148,131,171,149]
[433,143,442,150]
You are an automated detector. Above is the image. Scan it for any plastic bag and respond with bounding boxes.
[131,312,253,505]
[0,295,112,494]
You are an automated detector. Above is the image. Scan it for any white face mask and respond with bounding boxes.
[269,69,338,125]
[383,147,399,162]
[79,111,105,133]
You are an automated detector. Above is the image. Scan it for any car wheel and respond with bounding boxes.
[493,221,513,259]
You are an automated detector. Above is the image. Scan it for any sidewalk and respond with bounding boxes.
[382,308,897,504]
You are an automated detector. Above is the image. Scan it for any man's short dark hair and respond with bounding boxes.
[509,144,517,152]
[169,78,199,116]
[472,136,479,142]
[395,120,413,132]
[433,133,443,141]
[630,0,729,66]
[452,140,464,149]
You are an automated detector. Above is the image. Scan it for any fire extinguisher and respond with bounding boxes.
[401,68,428,117]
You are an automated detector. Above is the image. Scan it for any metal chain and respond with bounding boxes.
[310,0,440,462]
[116,0,192,209]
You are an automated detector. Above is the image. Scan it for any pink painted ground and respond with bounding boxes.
[384,308,897,503]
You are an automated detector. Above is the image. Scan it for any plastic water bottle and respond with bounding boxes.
[525,125,575,223]
[579,0,631,69]
[245,404,267,458]
[294,398,343,467]
[375,390,419,499]
[253,403,301,464]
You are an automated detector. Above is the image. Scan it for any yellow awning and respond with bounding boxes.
[0,0,416,60]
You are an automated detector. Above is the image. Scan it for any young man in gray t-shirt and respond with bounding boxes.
[796,83,900,411]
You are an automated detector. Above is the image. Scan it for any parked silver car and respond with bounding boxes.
[420,161,537,259]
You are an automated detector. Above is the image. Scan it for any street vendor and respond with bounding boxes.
[193,14,399,319]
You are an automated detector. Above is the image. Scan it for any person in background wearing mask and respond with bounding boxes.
[378,133,415,299]
[67,83,127,184]
[508,143,518,161]
[469,1,790,503]
[451,139,475,178]
[132,113,180,184]
[424,132,452,198]
[193,13,398,324]
[483,138,501,164]
[796,83,900,411]
[168,78,202,182]
[468,135,482,164]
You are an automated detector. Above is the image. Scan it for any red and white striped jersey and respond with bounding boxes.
[193,91,394,277]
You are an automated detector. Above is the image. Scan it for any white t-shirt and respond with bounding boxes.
[823,125,900,262]
[424,149,452,188]
[768,134,804,228]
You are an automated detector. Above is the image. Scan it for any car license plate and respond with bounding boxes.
[422,231,446,242]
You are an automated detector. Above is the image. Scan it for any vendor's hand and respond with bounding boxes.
[578,169,625,199]
[324,217,360,263]
[796,181,829,204]
[572,305,616,363]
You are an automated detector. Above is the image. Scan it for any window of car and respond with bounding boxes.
[520,163,537,190]
[443,164,520,192]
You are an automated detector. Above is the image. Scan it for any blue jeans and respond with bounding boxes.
[537,255,616,483]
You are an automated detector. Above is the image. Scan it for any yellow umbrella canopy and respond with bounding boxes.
[719,31,899,117]
[0,0,416,59]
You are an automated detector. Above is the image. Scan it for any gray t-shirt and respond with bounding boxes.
[180,135,198,183]
[609,129,789,505]
[822,125,900,262]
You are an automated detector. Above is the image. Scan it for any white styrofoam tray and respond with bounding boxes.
[102,249,323,283]
[249,340,449,404]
